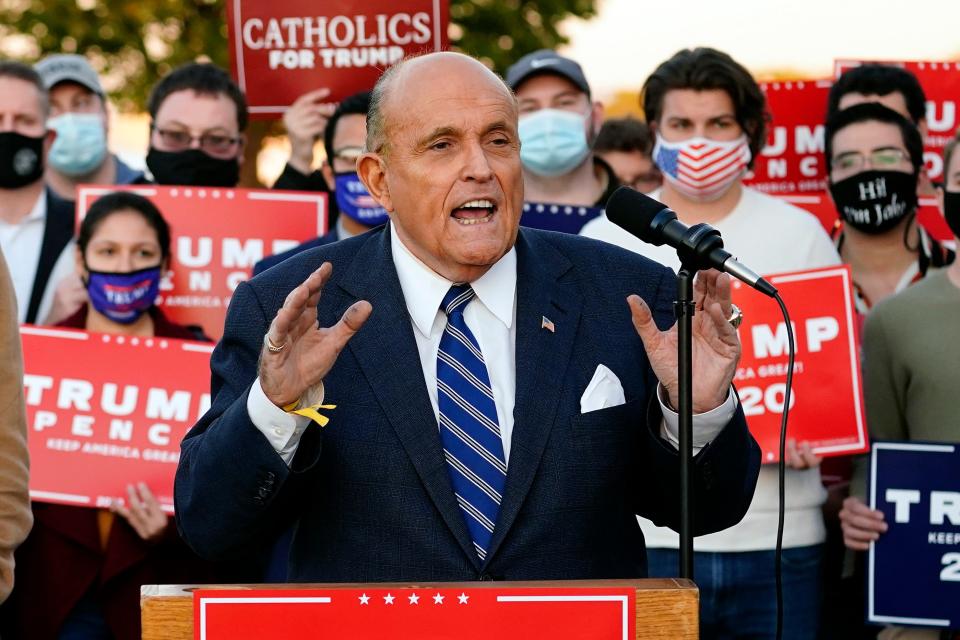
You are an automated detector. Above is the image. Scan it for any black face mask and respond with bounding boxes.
[0,131,45,189]
[146,147,239,187]
[944,189,960,239]
[829,169,918,235]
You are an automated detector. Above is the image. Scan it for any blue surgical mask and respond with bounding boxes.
[334,172,390,227]
[48,113,108,177]
[85,265,161,325]
[518,108,591,177]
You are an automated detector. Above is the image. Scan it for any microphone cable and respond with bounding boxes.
[773,292,796,640]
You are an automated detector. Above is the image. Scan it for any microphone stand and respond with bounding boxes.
[672,223,725,582]
[676,265,696,581]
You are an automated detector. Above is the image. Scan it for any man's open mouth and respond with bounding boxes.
[451,199,497,225]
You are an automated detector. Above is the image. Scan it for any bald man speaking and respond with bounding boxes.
[175,52,760,582]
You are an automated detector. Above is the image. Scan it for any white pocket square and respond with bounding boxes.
[579,364,626,414]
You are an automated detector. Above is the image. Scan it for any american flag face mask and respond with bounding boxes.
[652,134,752,202]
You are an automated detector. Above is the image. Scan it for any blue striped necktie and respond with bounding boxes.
[437,284,507,562]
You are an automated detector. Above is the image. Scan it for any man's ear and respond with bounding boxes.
[236,133,248,166]
[590,100,605,136]
[357,152,393,212]
[320,160,334,191]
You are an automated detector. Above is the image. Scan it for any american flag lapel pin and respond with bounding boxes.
[541,316,555,333]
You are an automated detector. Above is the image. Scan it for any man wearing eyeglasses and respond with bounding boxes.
[145,63,248,187]
[254,91,381,276]
[824,102,954,314]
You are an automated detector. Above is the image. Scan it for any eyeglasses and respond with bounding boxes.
[333,146,364,162]
[152,126,241,157]
[830,148,911,174]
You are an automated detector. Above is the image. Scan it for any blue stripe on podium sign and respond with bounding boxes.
[868,441,960,628]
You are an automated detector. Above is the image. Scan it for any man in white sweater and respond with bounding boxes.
[582,48,838,640]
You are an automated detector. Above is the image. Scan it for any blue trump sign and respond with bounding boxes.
[869,442,960,629]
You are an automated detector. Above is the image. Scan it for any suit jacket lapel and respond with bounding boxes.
[484,229,582,564]
[336,226,480,566]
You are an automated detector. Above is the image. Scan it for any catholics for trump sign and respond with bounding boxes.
[731,266,867,462]
[77,186,327,340]
[195,587,636,639]
[835,60,960,183]
[744,79,832,196]
[21,326,213,513]
[868,442,960,629]
[227,0,450,116]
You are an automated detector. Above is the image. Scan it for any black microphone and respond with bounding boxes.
[606,186,777,297]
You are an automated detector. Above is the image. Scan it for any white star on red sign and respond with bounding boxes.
[408,593,420,605]
[358,594,370,605]
[383,593,395,604]
[458,593,469,604]
[433,593,445,605]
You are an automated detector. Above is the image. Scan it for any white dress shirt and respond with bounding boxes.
[247,225,735,465]
[0,192,45,323]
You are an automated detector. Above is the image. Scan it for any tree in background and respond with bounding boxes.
[0,0,597,185]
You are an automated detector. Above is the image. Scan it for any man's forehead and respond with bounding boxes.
[0,78,43,113]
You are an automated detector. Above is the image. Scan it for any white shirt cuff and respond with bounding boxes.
[246,378,313,465]
[658,384,738,454]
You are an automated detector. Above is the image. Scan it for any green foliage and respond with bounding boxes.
[0,0,597,112]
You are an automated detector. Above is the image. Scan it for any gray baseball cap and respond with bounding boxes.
[506,49,591,97]
[35,54,104,96]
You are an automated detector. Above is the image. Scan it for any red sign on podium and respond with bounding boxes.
[226,0,450,117]
[77,186,327,340]
[731,266,868,462]
[195,587,635,639]
[21,326,212,513]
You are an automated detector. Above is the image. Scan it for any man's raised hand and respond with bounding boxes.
[259,262,372,408]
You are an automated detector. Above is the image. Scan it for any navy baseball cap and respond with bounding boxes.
[506,49,591,96]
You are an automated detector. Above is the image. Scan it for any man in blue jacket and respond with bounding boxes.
[175,52,760,582]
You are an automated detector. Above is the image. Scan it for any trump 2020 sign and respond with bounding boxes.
[869,442,960,629]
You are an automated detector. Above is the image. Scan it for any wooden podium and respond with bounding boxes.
[141,579,697,639]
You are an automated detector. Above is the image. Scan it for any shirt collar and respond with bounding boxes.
[390,224,517,338]
[23,191,46,224]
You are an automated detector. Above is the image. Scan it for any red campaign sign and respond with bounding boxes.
[775,192,953,241]
[227,0,450,117]
[194,587,635,639]
[731,266,867,462]
[77,186,327,340]
[743,79,832,195]
[835,60,960,182]
[21,326,213,513]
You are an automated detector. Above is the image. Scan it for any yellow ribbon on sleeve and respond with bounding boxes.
[282,401,337,427]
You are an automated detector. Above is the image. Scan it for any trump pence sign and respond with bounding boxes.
[227,0,450,116]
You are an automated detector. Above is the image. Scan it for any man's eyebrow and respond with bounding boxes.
[483,120,512,135]
[416,126,460,147]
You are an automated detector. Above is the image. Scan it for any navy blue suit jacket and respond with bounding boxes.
[253,228,340,276]
[175,225,760,582]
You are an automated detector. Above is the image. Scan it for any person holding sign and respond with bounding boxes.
[145,63,248,188]
[824,103,954,315]
[255,91,388,275]
[839,131,960,640]
[582,47,840,639]
[5,192,213,640]
[175,51,760,586]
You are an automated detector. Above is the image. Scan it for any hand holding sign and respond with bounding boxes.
[260,262,372,408]
[111,482,169,543]
[840,495,888,551]
[284,88,337,175]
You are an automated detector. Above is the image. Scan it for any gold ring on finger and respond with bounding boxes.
[265,335,287,353]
